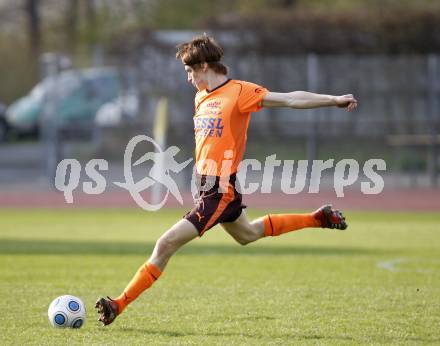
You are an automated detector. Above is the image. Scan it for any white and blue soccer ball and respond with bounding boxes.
[48,295,86,328]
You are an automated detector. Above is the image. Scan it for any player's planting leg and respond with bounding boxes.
[96,219,198,326]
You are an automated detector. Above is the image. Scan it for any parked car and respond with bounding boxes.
[5,67,120,139]
[94,91,140,127]
[0,102,8,142]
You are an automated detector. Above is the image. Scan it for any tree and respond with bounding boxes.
[66,0,79,54]
[25,0,41,58]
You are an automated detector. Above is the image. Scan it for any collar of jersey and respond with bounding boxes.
[206,78,231,94]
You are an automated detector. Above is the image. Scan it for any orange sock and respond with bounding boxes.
[114,262,161,313]
[263,213,320,237]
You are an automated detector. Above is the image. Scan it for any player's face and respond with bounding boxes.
[184,64,208,91]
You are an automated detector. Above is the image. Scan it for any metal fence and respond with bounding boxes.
[103,37,439,187]
[29,34,440,190]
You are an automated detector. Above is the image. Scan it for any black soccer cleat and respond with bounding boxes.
[313,204,348,230]
[95,296,119,326]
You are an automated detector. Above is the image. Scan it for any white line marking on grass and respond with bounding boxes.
[377,259,437,273]
[377,258,406,272]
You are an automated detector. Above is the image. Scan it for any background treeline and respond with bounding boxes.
[0,0,439,104]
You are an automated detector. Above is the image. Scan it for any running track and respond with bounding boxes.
[0,189,438,211]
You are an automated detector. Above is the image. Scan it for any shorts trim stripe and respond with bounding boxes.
[268,215,274,236]
[200,182,235,235]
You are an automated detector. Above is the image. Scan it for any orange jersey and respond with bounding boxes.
[193,79,268,176]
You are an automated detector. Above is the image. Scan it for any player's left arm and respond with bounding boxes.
[262,91,358,112]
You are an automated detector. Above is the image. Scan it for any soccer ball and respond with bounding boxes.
[48,295,86,328]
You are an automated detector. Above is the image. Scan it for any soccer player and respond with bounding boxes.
[96,34,358,325]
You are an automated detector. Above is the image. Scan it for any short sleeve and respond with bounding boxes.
[237,81,268,113]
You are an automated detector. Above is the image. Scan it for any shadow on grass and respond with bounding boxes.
[116,327,356,342]
[112,327,440,344]
[0,238,392,256]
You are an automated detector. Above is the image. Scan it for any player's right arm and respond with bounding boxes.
[262,91,358,112]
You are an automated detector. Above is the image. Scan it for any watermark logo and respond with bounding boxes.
[55,135,386,210]
[55,135,192,211]
[114,135,192,211]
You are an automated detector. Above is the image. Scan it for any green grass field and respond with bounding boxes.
[1,208,439,345]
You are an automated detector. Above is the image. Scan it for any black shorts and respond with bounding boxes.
[183,174,246,236]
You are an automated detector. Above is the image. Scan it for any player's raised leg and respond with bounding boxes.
[220,210,264,245]
[95,219,198,326]
[221,205,347,245]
